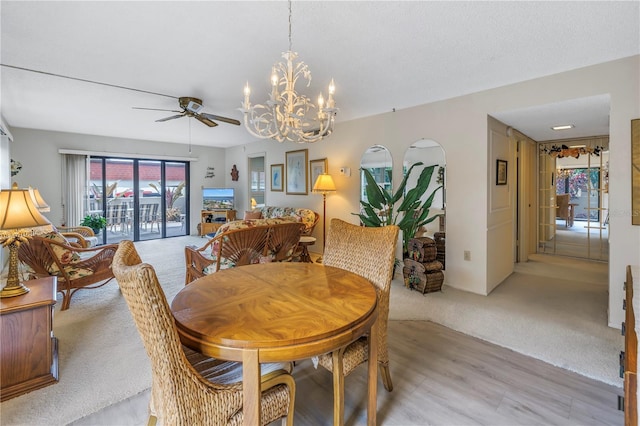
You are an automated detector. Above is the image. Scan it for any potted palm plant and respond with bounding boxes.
[355,162,443,255]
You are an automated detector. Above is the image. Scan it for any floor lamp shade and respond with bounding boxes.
[312,174,336,193]
[312,173,336,262]
[0,185,53,297]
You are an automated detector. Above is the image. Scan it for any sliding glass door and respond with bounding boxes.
[87,157,189,244]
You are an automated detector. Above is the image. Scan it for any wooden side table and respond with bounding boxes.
[298,236,316,263]
[0,276,58,401]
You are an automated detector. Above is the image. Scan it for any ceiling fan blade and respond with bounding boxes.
[200,112,240,126]
[195,114,218,127]
[156,113,186,123]
[133,107,183,113]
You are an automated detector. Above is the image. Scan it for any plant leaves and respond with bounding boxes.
[362,168,386,210]
[392,162,424,204]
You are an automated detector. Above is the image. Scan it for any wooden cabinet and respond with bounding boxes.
[0,276,58,401]
[199,209,236,236]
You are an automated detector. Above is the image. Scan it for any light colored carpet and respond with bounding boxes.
[0,237,621,425]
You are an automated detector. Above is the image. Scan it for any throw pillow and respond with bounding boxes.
[244,210,262,220]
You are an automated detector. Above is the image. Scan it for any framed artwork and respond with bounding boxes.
[286,149,308,194]
[310,158,328,190]
[496,159,507,185]
[270,164,284,192]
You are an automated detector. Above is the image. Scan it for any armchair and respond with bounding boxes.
[184,222,305,285]
[17,231,118,310]
[57,225,99,247]
[267,222,305,262]
[185,225,270,284]
[556,193,574,227]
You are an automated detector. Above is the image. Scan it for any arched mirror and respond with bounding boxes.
[403,139,446,265]
[358,145,393,225]
[360,144,393,203]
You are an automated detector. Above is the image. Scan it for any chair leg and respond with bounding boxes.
[380,362,393,392]
[332,350,346,426]
[61,290,71,311]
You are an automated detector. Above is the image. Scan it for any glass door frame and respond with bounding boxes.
[87,156,189,244]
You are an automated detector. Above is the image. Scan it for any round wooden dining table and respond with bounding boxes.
[170,262,379,426]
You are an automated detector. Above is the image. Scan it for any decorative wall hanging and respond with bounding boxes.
[541,144,604,158]
[10,159,22,177]
[309,158,327,191]
[496,159,507,185]
[286,149,308,194]
[231,165,239,181]
[205,167,215,178]
[271,164,284,192]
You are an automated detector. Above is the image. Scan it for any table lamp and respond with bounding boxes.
[29,187,51,213]
[312,173,336,263]
[0,183,53,298]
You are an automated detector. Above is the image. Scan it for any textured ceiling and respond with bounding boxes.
[1,1,638,148]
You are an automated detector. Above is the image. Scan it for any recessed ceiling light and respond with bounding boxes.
[551,124,575,131]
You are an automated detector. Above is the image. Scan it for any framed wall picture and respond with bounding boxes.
[270,163,284,192]
[286,149,308,195]
[310,158,328,190]
[496,159,507,185]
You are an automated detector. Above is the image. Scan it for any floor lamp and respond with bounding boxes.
[312,173,336,263]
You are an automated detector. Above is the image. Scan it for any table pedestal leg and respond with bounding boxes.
[242,349,261,426]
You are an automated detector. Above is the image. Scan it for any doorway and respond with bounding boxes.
[248,153,265,210]
[537,139,609,261]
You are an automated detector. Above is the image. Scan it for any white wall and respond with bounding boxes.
[228,55,640,328]
[8,55,639,328]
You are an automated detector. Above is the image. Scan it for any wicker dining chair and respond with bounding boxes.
[112,240,296,426]
[315,218,399,425]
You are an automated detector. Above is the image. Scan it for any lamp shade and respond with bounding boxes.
[0,186,52,236]
[29,187,51,213]
[312,173,336,193]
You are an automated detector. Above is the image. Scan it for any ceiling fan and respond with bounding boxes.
[133,97,240,127]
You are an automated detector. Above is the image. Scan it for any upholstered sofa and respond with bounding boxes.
[217,206,319,236]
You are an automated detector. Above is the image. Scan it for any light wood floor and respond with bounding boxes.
[291,320,623,426]
[76,319,623,426]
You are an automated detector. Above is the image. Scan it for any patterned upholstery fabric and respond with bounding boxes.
[213,207,316,237]
[260,206,317,232]
[41,232,87,275]
[214,217,299,236]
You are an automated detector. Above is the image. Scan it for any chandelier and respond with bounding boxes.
[240,1,337,144]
